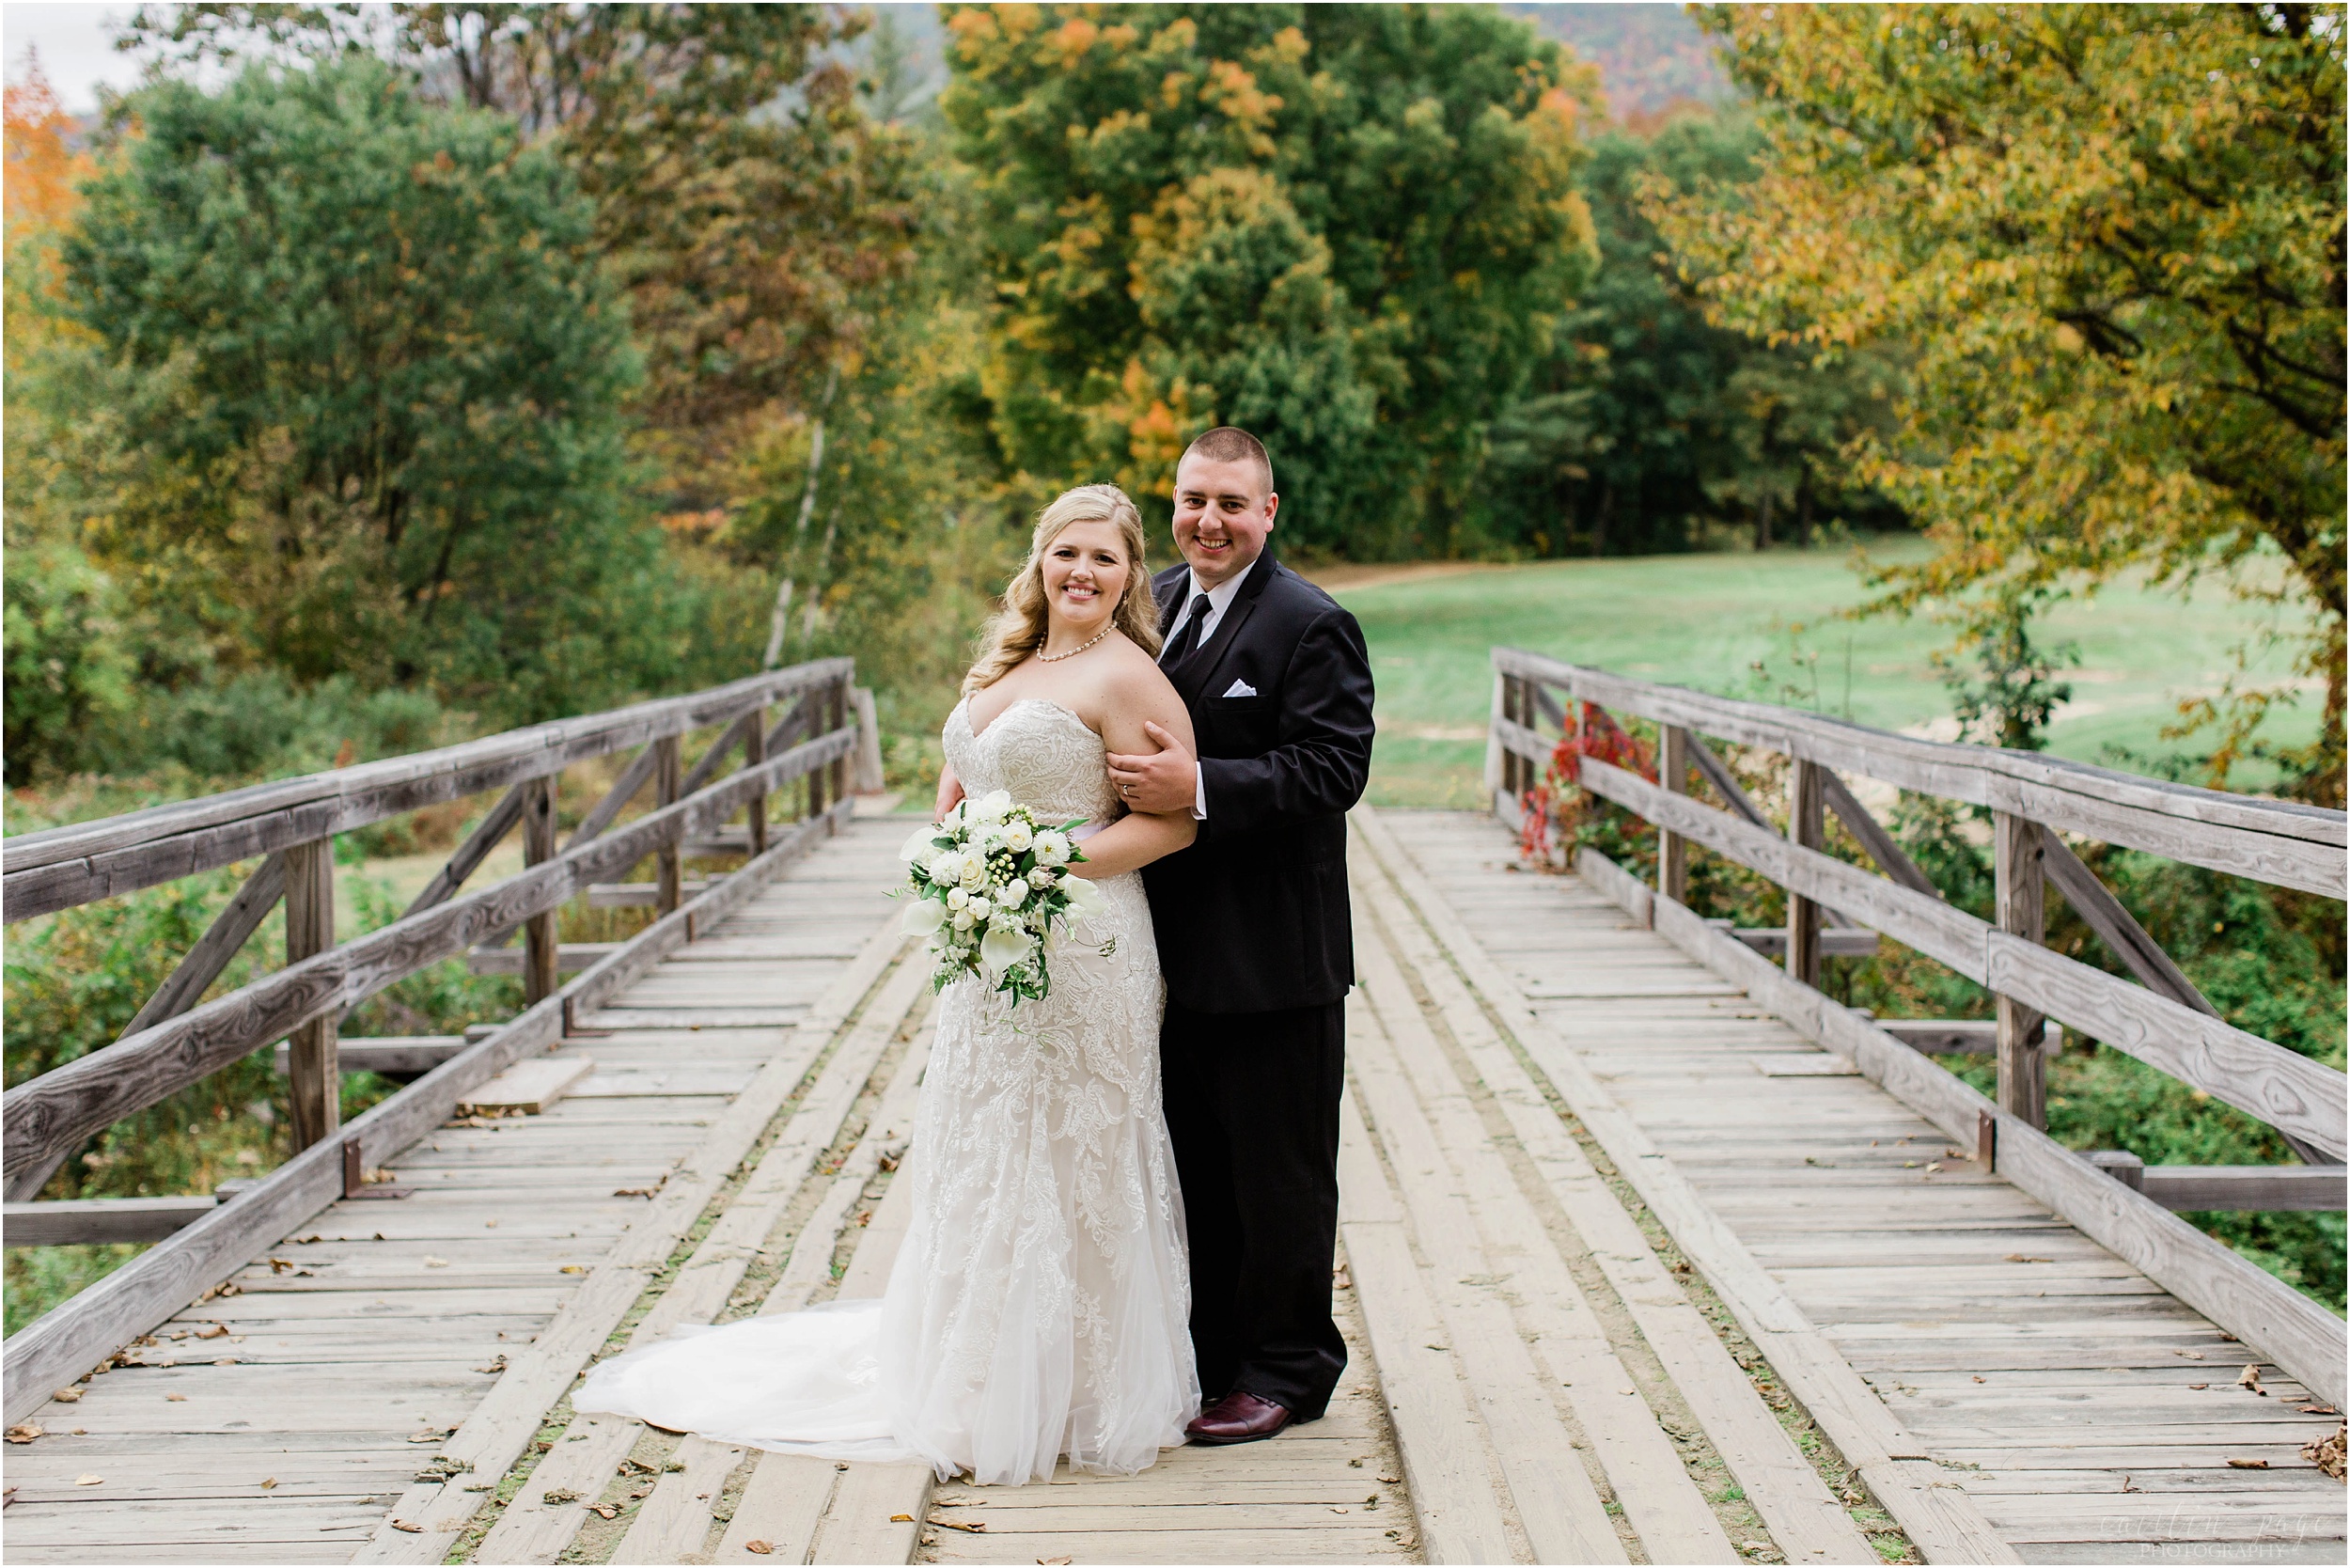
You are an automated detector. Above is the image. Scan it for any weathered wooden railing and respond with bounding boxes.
[1488,647,2348,1408]
[0,659,874,1424]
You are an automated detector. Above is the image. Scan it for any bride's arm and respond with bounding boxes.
[1070,660,1198,879]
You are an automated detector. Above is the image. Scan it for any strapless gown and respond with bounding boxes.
[573,697,1198,1483]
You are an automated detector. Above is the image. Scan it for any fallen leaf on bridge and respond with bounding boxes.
[2226,1458,2269,1469]
[73,1475,102,1486]
[587,1502,619,1519]
[744,1541,774,1555]
[51,1388,80,1403]
[389,1519,423,1532]
[2238,1364,2267,1396]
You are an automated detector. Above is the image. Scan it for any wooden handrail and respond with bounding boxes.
[1,659,855,922]
[1489,650,2348,1170]
[1,723,855,1199]
[1493,648,2344,897]
[1568,752,2347,1160]
[0,796,858,1427]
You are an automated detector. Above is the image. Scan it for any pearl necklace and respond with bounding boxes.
[1038,625,1112,663]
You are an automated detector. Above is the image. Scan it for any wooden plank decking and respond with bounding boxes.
[6,808,2340,1565]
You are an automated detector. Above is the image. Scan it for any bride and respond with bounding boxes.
[575,483,1202,1484]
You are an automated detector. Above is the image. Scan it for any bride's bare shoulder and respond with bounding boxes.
[1096,635,1180,701]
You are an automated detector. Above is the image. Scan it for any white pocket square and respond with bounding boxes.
[1220,679,1258,698]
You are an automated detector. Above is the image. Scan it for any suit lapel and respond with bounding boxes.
[1169,550,1277,704]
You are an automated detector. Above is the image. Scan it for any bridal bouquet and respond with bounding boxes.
[897,790,1104,1005]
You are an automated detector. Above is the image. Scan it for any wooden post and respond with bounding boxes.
[1658,724,1688,904]
[1995,809,2048,1129]
[807,699,829,823]
[1500,676,1525,798]
[655,736,683,916]
[1786,759,1824,987]
[283,839,337,1151]
[522,776,560,1005]
[745,706,769,856]
[827,679,849,814]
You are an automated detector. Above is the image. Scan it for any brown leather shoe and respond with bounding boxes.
[1184,1390,1292,1446]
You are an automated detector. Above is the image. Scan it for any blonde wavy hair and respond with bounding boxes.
[964,484,1162,694]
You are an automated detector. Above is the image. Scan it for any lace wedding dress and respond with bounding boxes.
[574,697,1198,1484]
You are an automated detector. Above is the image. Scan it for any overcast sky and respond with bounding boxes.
[5,4,149,111]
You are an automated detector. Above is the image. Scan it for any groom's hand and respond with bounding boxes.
[1106,722,1198,816]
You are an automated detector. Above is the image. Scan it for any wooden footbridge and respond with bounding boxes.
[4,653,2343,1563]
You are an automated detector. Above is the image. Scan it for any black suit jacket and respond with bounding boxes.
[1140,548,1375,1014]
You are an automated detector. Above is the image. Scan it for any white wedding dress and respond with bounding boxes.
[574,697,1198,1484]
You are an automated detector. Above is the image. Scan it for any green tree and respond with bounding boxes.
[135,4,927,515]
[942,3,1599,556]
[1655,4,2346,801]
[56,55,667,719]
[1488,111,1902,557]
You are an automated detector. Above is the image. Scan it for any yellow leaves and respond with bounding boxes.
[1201,59,1282,130]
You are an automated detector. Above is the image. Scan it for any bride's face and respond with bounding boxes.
[1039,519,1130,636]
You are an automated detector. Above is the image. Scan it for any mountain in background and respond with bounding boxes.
[1507,4,1735,121]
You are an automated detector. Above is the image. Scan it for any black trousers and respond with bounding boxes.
[1161,997,1348,1420]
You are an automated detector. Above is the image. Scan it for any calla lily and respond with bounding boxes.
[901,898,947,935]
[979,923,1033,976]
[899,823,943,861]
[1062,873,1104,916]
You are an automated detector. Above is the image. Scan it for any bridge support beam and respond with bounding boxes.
[655,736,683,916]
[1995,809,2049,1129]
[1785,760,1824,987]
[284,838,338,1151]
[745,707,769,856]
[1657,724,1688,905]
[522,777,560,1006]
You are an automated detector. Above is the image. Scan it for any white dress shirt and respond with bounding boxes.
[1166,556,1259,820]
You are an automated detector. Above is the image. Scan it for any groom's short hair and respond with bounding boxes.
[1182,427,1275,497]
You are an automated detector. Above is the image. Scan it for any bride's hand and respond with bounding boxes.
[933,762,966,823]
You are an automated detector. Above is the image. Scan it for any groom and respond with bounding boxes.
[1107,427,1376,1445]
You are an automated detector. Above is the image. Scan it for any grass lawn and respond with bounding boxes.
[1315,538,2324,808]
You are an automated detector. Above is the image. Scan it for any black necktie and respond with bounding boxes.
[1161,592,1213,667]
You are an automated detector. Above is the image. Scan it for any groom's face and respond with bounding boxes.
[1171,454,1277,589]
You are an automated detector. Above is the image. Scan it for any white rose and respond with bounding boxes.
[959,855,988,889]
[972,789,1012,823]
[1002,821,1033,853]
[947,887,970,911]
[979,922,1033,977]
[1034,831,1070,867]
[996,879,1028,910]
[952,906,977,931]
[901,898,947,936]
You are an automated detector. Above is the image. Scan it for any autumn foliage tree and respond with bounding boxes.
[943,3,1599,557]
[1655,4,2346,800]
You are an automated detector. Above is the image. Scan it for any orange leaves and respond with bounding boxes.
[4,58,92,241]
